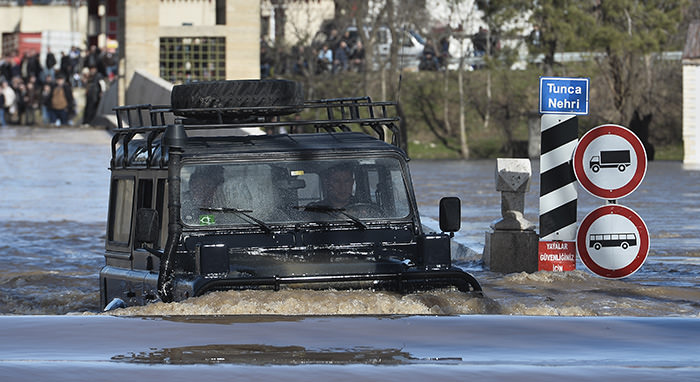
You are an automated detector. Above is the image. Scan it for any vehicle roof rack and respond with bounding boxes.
[111,97,401,169]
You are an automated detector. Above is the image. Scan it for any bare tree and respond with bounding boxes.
[439,0,481,158]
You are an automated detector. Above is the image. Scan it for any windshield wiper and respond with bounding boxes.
[298,205,367,230]
[200,207,272,233]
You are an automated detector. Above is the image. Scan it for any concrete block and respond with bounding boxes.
[495,158,531,193]
[126,70,173,107]
[483,229,539,273]
[492,158,535,230]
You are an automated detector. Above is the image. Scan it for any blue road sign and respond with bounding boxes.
[539,77,589,115]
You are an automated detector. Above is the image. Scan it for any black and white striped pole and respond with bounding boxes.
[538,77,589,271]
[538,114,578,271]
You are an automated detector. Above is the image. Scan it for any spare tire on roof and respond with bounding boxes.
[171,79,304,119]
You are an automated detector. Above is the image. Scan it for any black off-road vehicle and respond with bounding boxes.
[100,80,481,309]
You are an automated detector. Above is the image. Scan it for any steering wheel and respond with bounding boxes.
[345,203,383,217]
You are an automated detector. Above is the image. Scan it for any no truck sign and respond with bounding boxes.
[573,124,647,200]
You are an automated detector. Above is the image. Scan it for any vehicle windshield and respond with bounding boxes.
[180,157,412,227]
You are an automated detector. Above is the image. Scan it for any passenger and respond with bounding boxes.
[182,165,226,224]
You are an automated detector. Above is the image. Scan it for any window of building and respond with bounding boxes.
[215,0,226,25]
[160,37,226,84]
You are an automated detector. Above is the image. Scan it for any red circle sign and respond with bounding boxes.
[576,204,650,279]
[573,124,647,200]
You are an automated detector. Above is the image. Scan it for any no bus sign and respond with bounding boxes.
[576,204,650,279]
[573,124,647,200]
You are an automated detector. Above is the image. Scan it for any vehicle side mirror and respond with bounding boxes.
[135,208,160,244]
[439,197,461,234]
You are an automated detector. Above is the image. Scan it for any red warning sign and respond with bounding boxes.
[538,241,576,271]
[572,124,647,200]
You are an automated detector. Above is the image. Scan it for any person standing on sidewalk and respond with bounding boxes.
[1,80,16,126]
[82,66,104,125]
[0,84,5,127]
[48,74,74,126]
[45,47,57,82]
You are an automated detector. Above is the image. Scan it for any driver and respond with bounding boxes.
[315,165,356,208]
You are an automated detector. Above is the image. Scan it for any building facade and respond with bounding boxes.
[1,3,87,63]
[683,22,700,167]
[118,0,260,95]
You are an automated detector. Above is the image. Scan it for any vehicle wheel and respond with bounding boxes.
[621,242,629,249]
[346,203,383,217]
[591,165,600,173]
[594,243,601,250]
[618,164,627,172]
[171,79,304,119]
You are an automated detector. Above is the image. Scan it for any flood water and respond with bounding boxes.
[0,125,699,380]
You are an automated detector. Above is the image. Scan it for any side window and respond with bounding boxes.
[137,179,153,209]
[390,169,410,217]
[156,178,168,248]
[366,161,410,218]
[135,179,154,249]
[108,177,135,244]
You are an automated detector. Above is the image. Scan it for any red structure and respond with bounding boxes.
[87,0,118,48]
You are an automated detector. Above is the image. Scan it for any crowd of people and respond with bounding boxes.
[313,28,366,74]
[261,28,366,78]
[0,45,115,128]
[261,26,502,76]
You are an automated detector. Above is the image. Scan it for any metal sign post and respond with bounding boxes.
[538,77,589,272]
